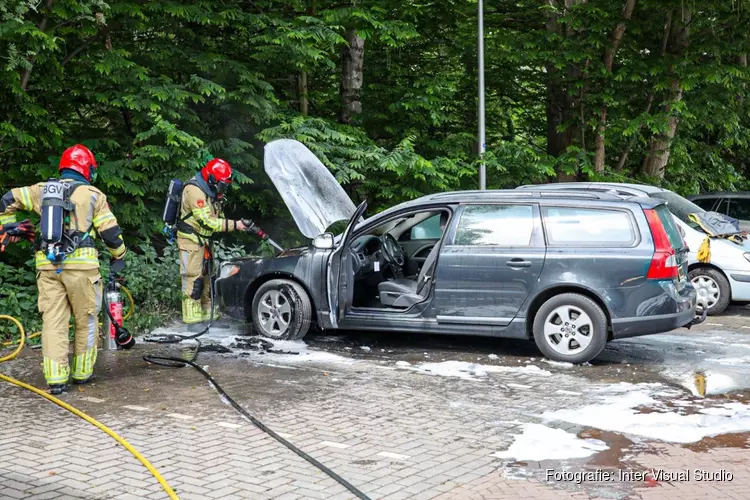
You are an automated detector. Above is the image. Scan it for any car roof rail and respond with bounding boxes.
[430,189,626,202]
[535,191,623,201]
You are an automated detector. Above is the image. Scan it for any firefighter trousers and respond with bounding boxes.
[179,249,218,324]
[37,268,102,385]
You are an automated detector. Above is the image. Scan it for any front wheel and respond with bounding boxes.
[689,267,731,316]
[532,293,608,364]
[251,279,312,340]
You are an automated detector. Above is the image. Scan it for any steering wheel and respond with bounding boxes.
[381,234,406,267]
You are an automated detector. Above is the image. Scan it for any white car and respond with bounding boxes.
[518,182,750,315]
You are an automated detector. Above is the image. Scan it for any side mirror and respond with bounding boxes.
[313,233,334,250]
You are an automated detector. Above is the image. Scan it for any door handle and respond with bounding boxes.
[506,258,532,268]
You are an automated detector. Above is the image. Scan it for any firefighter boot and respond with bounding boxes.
[49,384,68,395]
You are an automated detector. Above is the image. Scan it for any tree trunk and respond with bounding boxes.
[593,0,637,172]
[299,0,315,116]
[299,71,309,116]
[616,11,671,171]
[641,7,690,178]
[20,0,55,91]
[545,0,587,181]
[545,1,571,168]
[340,29,365,124]
[738,54,748,105]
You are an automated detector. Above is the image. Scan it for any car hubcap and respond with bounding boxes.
[258,290,292,337]
[691,275,720,309]
[543,305,594,356]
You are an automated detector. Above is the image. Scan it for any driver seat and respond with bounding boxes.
[378,212,448,308]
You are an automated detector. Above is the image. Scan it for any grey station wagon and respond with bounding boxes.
[216,140,702,363]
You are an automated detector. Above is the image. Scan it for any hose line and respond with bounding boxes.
[142,352,372,500]
[0,314,179,500]
[141,245,372,500]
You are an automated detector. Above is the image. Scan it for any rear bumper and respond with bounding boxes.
[611,282,697,339]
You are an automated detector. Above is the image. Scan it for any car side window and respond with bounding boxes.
[410,214,442,240]
[692,198,717,211]
[454,204,534,246]
[542,207,636,246]
[714,198,730,215]
[728,199,750,220]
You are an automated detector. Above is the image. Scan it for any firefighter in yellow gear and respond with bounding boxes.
[0,145,127,395]
[176,159,247,328]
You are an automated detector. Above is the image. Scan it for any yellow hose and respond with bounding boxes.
[0,313,179,500]
[0,315,24,363]
[1,285,134,347]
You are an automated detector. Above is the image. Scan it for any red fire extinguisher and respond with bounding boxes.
[103,273,135,350]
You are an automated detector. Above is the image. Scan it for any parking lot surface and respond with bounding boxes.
[3,306,750,499]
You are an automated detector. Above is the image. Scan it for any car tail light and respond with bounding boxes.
[644,209,678,280]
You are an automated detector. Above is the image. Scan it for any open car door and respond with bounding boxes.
[327,201,368,328]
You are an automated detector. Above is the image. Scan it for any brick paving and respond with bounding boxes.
[2,309,750,499]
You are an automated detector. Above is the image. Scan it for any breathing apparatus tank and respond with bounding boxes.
[162,179,185,245]
[40,179,73,263]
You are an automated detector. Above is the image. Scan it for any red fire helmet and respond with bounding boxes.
[59,144,98,182]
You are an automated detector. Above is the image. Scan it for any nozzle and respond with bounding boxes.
[116,327,136,350]
[266,238,284,252]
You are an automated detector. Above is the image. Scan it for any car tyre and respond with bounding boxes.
[689,267,731,316]
[251,279,312,341]
[532,293,608,364]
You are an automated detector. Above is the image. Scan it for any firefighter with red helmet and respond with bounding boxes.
[0,144,127,394]
[176,159,248,328]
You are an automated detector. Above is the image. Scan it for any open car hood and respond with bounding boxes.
[264,139,356,239]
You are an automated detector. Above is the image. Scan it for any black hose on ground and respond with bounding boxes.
[141,243,372,500]
[142,245,217,366]
[141,352,372,500]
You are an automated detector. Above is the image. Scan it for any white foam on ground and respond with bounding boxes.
[543,382,750,444]
[491,423,607,461]
[400,360,552,381]
[542,359,575,369]
[704,357,750,366]
[240,338,359,365]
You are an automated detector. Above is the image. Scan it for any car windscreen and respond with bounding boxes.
[650,191,705,225]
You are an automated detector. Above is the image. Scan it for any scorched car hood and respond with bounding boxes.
[264,139,357,239]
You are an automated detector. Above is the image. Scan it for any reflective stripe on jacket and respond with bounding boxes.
[176,182,238,250]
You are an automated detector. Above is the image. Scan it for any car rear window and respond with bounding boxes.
[654,204,684,250]
[542,207,636,246]
[454,204,534,246]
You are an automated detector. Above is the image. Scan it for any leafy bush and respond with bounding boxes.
[0,257,41,340]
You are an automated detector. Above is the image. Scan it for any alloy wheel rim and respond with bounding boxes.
[543,305,594,356]
[257,290,292,337]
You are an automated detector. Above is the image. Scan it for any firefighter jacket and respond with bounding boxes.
[0,180,127,270]
[176,176,240,251]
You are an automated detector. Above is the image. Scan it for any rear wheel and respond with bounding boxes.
[532,293,608,364]
[689,267,730,316]
[251,279,312,340]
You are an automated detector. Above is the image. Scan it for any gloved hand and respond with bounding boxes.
[0,219,35,252]
[110,258,126,275]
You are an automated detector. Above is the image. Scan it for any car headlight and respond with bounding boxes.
[219,263,240,279]
[745,252,750,264]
